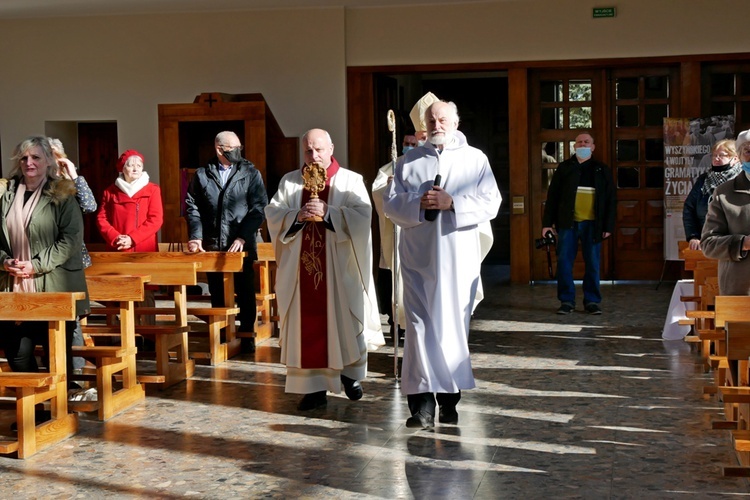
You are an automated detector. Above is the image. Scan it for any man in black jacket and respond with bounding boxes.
[542,133,616,315]
[185,131,268,351]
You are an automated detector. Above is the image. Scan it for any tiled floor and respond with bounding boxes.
[0,268,748,498]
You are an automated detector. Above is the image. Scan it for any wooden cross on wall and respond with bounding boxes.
[195,92,227,107]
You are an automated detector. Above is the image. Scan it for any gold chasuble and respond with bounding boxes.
[298,159,340,368]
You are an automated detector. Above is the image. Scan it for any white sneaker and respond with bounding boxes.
[68,387,98,402]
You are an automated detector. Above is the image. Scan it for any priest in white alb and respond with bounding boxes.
[383,101,501,429]
[265,128,384,411]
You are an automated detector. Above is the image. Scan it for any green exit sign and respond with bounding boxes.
[593,7,617,18]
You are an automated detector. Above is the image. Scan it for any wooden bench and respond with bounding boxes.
[0,292,83,459]
[678,240,712,271]
[255,242,277,340]
[683,262,719,364]
[75,274,150,420]
[86,262,198,388]
[695,296,750,397]
[89,251,247,364]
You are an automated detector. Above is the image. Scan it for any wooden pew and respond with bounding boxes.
[699,296,750,396]
[75,274,149,420]
[0,292,83,459]
[678,240,712,271]
[86,262,198,388]
[255,242,277,340]
[683,262,719,362]
[716,321,750,476]
[89,251,245,364]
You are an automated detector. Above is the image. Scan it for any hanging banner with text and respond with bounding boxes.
[663,115,735,260]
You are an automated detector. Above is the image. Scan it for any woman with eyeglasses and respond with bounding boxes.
[683,139,741,251]
[701,131,750,295]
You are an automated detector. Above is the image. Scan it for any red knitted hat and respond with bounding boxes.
[116,149,144,172]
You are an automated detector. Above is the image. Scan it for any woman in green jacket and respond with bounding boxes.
[0,135,90,380]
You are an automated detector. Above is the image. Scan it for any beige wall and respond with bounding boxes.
[0,8,346,177]
[0,0,746,179]
[346,0,748,65]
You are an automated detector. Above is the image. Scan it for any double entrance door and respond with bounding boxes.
[530,67,680,281]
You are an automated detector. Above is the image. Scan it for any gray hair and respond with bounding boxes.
[424,101,460,127]
[48,137,66,158]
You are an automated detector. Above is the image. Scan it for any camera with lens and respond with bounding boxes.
[535,230,556,249]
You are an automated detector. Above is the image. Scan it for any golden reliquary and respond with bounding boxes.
[301,162,328,222]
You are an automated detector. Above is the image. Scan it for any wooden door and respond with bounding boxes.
[610,67,680,279]
[530,69,610,281]
[78,122,118,245]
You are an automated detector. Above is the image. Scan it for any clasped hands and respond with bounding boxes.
[187,238,245,253]
[297,198,327,223]
[420,186,452,211]
[3,258,34,279]
[114,234,133,251]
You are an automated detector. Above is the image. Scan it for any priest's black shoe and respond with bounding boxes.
[439,406,459,424]
[341,375,363,401]
[240,337,255,354]
[297,391,327,411]
[405,410,435,430]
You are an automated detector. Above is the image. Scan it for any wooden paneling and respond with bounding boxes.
[508,68,531,283]
[78,122,118,245]
[158,93,296,244]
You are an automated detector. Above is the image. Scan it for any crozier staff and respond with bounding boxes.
[383,101,501,430]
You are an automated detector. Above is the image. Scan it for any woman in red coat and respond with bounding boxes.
[97,149,163,252]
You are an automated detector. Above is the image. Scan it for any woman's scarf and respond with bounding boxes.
[115,171,150,198]
[702,162,742,199]
[7,180,45,292]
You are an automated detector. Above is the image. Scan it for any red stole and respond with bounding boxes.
[299,158,340,368]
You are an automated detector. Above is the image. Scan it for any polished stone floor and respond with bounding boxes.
[0,268,749,498]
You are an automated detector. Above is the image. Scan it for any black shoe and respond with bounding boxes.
[297,391,327,411]
[341,375,363,401]
[406,410,435,429]
[585,303,602,315]
[557,303,574,315]
[240,337,256,354]
[438,406,459,424]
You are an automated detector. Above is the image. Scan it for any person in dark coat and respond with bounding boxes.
[542,133,616,315]
[683,139,741,250]
[185,131,268,352]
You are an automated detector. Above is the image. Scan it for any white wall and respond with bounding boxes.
[0,8,346,177]
[0,0,746,180]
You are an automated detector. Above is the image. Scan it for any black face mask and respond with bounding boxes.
[222,148,243,164]
[711,162,732,173]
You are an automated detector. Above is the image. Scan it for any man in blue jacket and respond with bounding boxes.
[542,133,616,315]
[185,131,268,351]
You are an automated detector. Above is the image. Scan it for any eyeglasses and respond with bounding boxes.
[220,145,243,152]
[711,152,730,159]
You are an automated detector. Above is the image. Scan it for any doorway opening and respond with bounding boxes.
[372,71,510,265]
[45,121,118,246]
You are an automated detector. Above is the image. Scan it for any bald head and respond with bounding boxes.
[303,128,335,169]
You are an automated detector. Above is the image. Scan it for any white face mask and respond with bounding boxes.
[417,140,426,147]
[575,147,592,160]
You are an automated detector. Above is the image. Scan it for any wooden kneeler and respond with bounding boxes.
[0,292,83,459]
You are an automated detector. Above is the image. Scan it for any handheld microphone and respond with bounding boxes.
[424,174,442,221]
